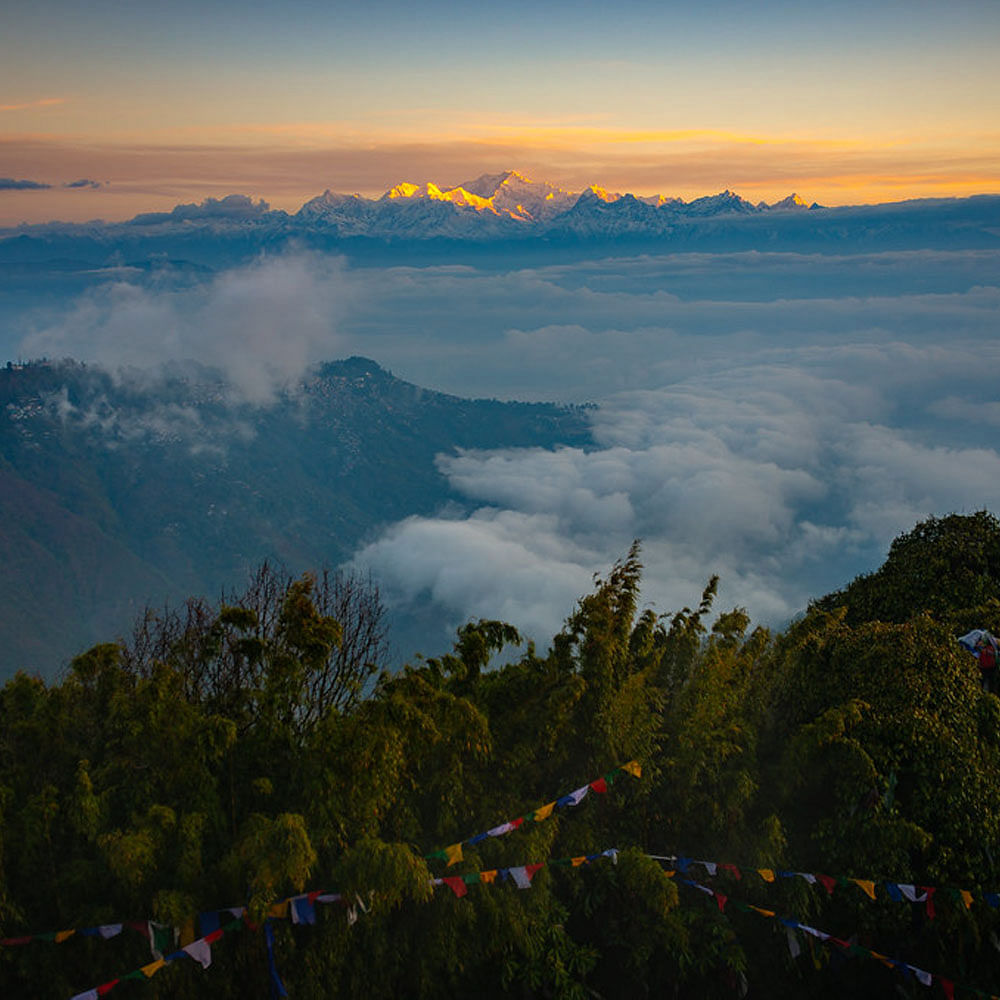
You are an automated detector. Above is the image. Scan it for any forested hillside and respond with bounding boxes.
[3,514,1000,998]
[0,358,591,674]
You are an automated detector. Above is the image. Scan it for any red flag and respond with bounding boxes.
[204,929,224,945]
[97,980,120,996]
[817,874,837,895]
[715,893,728,912]
[938,977,954,1000]
[590,777,608,794]
[720,863,742,880]
[442,877,468,898]
[924,887,936,919]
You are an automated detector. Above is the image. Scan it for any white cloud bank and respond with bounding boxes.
[20,253,349,404]
[346,250,1000,645]
[16,246,1000,649]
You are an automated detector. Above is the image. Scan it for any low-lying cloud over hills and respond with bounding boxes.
[2,178,999,663]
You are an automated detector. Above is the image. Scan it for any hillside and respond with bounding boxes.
[0,357,592,675]
[2,517,1000,998]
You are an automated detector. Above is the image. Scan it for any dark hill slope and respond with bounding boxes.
[0,357,593,676]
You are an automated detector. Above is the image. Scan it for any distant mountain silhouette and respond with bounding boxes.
[0,357,593,676]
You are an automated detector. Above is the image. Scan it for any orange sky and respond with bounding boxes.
[3,0,999,225]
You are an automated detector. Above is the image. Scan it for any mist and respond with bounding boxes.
[12,245,1000,650]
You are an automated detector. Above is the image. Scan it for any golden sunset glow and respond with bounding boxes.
[2,0,998,225]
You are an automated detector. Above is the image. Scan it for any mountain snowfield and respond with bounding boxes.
[295,169,812,237]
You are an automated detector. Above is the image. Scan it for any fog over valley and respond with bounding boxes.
[4,194,998,661]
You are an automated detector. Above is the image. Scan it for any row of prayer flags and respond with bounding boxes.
[67,849,620,999]
[434,849,619,898]
[668,872,999,1000]
[425,760,641,868]
[655,855,1000,918]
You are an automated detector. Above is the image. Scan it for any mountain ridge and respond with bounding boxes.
[0,356,594,676]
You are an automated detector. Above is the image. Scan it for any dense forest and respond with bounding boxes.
[3,512,1000,999]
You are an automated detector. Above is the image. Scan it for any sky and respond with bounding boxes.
[3,0,1000,224]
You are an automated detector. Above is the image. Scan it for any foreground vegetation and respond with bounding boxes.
[3,513,1000,998]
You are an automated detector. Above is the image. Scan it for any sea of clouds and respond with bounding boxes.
[16,245,1000,647]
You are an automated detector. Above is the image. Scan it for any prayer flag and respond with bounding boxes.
[182,938,213,969]
[291,897,317,926]
[147,922,174,960]
[444,842,464,867]
[140,958,166,978]
[851,879,877,900]
[442,877,468,898]
[97,983,119,997]
[960,890,974,910]
[480,870,498,884]
[590,777,608,794]
[621,760,642,778]
[817,874,836,894]
[268,901,290,920]
[509,865,542,889]
[786,926,801,958]
[487,822,514,837]
[71,992,99,1000]
[758,869,776,883]
[55,930,75,943]
[532,802,556,822]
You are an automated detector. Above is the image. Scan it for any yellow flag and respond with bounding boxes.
[480,869,498,884]
[180,917,196,947]
[141,958,166,978]
[757,869,775,883]
[750,906,775,917]
[621,760,642,778]
[571,856,588,867]
[850,879,877,900]
[532,802,556,822]
[445,842,464,867]
[960,890,974,909]
[268,900,290,919]
[55,930,75,943]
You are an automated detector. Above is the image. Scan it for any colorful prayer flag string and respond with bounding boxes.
[664,870,1000,1000]
[425,760,641,866]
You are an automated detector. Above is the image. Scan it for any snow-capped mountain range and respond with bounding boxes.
[3,171,998,257]
[293,170,814,239]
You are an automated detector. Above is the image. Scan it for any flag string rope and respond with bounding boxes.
[2,759,641,950]
[67,848,622,1000]
[665,870,999,1000]
[649,854,1000,917]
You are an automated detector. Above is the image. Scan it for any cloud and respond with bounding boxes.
[0,177,51,190]
[0,98,63,112]
[128,194,272,226]
[13,244,1000,647]
[341,249,1000,645]
[19,252,350,405]
[64,178,103,189]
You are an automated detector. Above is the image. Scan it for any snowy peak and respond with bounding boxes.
[766,193,810,211]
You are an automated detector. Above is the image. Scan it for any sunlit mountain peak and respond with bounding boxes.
[583,185,621,203]
[386,182,422,200]
[768,192,810,210]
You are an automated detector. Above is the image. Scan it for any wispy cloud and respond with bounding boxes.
[64,178,103,189]
[0,177,51,190]
[0,97,64,112]
[20,252,350,405]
